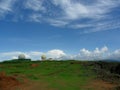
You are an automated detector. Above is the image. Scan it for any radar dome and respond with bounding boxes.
[18,54,26,59]
[41,54,46,60]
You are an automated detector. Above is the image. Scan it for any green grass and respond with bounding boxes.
[0,60,96,90]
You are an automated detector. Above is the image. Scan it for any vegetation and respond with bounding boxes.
[0,60,120,90]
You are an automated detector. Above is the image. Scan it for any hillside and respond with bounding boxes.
[0,60,120,90]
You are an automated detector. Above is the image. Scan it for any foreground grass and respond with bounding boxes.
[0,60,96,90]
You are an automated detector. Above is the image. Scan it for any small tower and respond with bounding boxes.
[41,54,46,61]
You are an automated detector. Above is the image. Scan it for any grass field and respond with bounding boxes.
[0,60,119,90]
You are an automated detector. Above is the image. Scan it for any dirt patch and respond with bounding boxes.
[0,72,20,90]
[85,79,118,90]
[0,64,3,67]
[15,80,57,90]
[31,64,39,68]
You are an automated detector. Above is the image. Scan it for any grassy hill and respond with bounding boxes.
[0,60,120,90]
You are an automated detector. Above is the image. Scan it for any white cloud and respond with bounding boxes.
[53,0,89,20]
[24,0,45,12]
[28,51,43,56]
[0,47,120,61]
[50,0,120,33]
[29,13,42,22]
[52,0,120,20]
[0,51,30,60]
[46,49,66,59]
[107,49,120,60]
[0,0,120,33]
[69,17,120,34]
[12,56,18,59]
[66,46,108,60]
[0,50,66,61]
[51,0,120,33]
[81,20,120,34]
[1,51,22,56]
[71,24,93,29]
[48,19,69,27]
[0,0,16,17]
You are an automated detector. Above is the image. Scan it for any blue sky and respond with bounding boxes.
[0,0,120,60]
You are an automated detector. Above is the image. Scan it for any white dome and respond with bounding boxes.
[41,54,46,60]
[18,54,26,59]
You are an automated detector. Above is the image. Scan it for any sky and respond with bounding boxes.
[0,0,120,61]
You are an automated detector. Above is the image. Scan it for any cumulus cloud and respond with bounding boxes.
[0,49,66,61]
[74,46,108,60]
[0,47,120,61]
[107,50,120,60]
[46,49,66,59]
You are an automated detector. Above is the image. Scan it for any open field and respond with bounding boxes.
[0,60,120,90]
